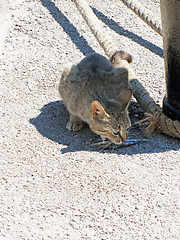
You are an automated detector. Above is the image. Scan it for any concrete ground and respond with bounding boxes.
[0,0,179,239]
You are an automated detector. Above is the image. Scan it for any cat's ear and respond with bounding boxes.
[91,101,109,119]
[116,89,132,108]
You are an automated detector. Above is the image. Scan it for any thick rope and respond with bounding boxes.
[119,0,162,36]
[73,0,180,139]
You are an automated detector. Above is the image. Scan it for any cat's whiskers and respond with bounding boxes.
[93,140,112,146]
[93,140,113,151]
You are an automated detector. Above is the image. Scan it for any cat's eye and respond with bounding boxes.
[113,131,120,136]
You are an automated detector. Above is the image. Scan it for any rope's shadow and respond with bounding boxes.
[91,7,163,58]
[40,0,163,58]
[40,0,94,55]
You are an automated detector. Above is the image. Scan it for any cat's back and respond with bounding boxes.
[77,53,113,73]
[60,52,129,96]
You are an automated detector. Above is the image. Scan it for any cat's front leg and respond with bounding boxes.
[66,114,84,131]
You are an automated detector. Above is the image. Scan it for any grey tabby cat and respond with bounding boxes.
[59,52,132,144]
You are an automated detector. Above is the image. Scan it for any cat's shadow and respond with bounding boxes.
[29,101,179,155]
[29,100,98,154]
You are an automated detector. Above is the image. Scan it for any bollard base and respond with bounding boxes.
[163,97,180,121]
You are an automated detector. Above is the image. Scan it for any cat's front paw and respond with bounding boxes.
[66,121,83,131]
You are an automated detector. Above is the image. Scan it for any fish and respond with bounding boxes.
[93,138,149,150]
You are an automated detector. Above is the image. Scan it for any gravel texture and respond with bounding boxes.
[0,0,180,239]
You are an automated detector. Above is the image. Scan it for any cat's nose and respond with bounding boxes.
[121,135,127,142]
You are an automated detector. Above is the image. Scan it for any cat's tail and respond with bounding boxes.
[110,51,132,65]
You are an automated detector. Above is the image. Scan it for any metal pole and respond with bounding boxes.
[160,0,180,121]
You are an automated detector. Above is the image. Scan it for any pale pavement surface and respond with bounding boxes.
[0,0,179,239]
[0,0,12,56]
[0,0,22,56]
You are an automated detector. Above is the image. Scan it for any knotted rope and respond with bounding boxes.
[73,0,180,138]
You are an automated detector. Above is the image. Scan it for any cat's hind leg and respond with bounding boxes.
[66,114,84,131]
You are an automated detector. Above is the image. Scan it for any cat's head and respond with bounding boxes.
[89,89,132,144]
